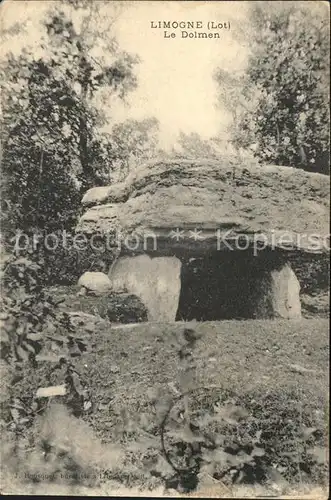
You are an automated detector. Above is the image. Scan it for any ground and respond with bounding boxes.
[1,311,329,497]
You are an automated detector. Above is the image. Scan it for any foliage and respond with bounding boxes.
[103,326,327,492]
[0,0,163,287]
[1,291,328,492]
[215,1,330,173]
[0,253,93,434]
[1,227,115,286]
[0,252,121,490]
[290,255,330,295]
[0,0,139,236]
[171,132,226,159]
[156,328,269,491]
[106,117,161,182]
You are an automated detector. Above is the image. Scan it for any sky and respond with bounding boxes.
[1,0,251,150]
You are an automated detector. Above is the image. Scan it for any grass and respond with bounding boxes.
[1,318,329,495]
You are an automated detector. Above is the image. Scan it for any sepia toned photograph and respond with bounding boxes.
[0,0,329,497]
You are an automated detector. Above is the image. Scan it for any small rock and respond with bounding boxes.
[83,401,92,411]
[77,271,112,295]
[36,385,67,398]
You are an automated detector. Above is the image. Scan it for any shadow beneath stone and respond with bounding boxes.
[176,250,297,321]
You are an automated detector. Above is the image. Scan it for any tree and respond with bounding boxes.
[106,117,161,181]
[1,0,139,234]
[172,131,226,159]
[215,1,330,174]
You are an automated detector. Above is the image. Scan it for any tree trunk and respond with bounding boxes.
[78,82,94,192]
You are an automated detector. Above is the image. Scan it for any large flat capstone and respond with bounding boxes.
[76,158,329,255]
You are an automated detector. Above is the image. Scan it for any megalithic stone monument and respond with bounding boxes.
[76,157,329,322]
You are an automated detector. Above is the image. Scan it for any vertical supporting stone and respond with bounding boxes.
[109,255,182,322]
[255,262,302,319]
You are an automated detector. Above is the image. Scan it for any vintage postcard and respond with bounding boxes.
[0,0,329,497]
